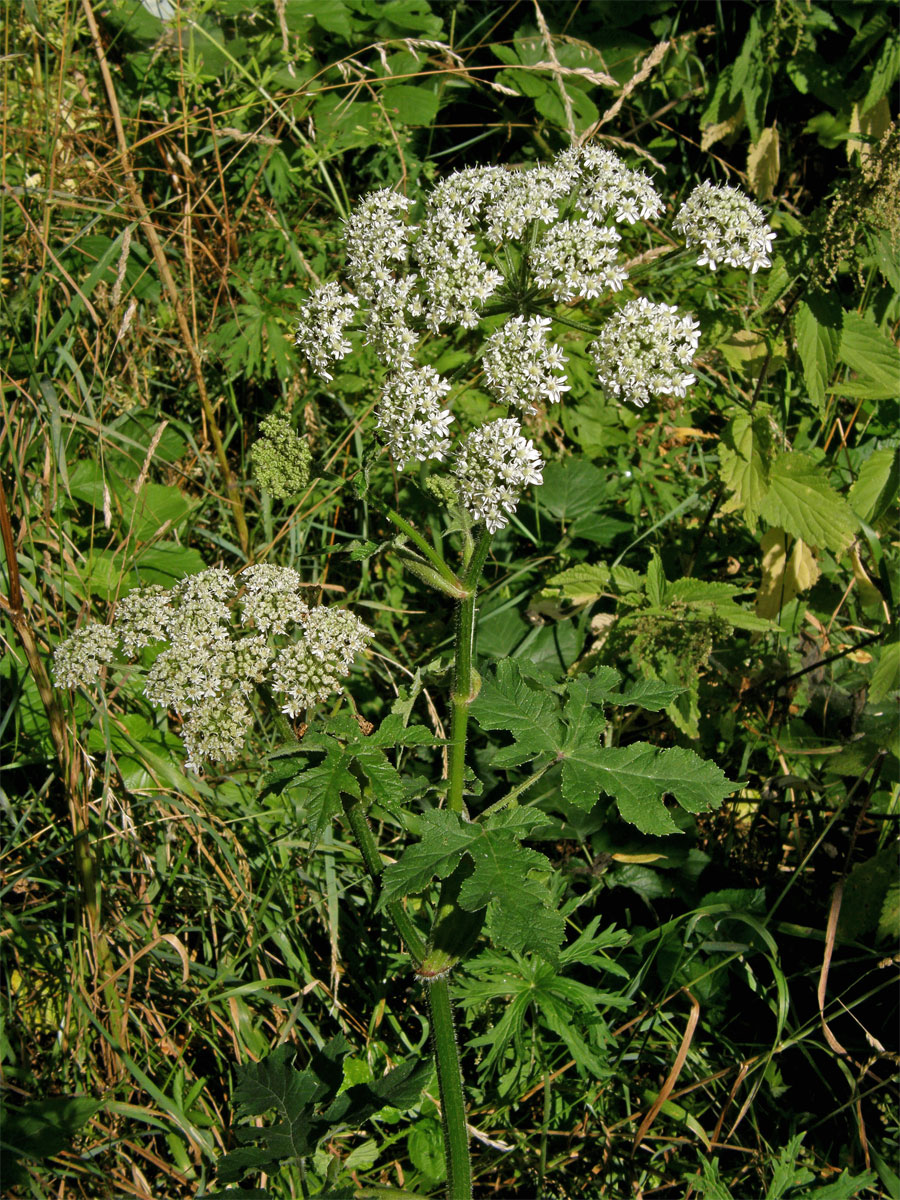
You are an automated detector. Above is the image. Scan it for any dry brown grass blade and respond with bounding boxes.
[590,40,671,138]
[818,879,849,1056]
[632,990,701,1153]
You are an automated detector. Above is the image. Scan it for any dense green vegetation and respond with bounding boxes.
[1,2,898,1198]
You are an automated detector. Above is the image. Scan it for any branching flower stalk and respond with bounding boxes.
[52,145,773,1198]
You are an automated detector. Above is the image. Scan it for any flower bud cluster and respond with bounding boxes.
[52,566,371,770]
[674,181,776,273]
[250,414,312,499]
[590,298,700,408]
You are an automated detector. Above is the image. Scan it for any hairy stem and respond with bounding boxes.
[428,977,472,1200]
[340,792,426,965]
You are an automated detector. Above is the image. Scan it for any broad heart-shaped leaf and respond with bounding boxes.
[585,744,736,836]
[838,308,900,397]
[760,452,858,554]
[380,810,564,960]
[794,294,841,413]
[718,407,775,529]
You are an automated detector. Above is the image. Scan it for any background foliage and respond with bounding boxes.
[1,1,897,1197]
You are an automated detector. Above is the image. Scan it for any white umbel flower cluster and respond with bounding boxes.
[52,623,119,688]
[376,365,454,467]
[270,607,372,717]
[674,181,776,273]
[482,316,570,412]
[294,282,359,381]
[51,566,371,770]
[453,418,544,533]
[292,147,773,531]
[560,145,663,225]
[591,298,700,408]
[531,220,626,301]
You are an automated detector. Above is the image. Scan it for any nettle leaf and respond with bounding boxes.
[759,452,857,553]
[718,406,776,529]
[587,745,736,836]
[794,294,841,413]
[381,810,564,960]
[849,446,900,525]
[838,309,900,399]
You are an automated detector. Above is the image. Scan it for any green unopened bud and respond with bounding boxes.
[251,415,312,499]
[394,547,469,598]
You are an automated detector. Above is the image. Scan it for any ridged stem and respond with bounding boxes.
[427,977,472,1200]
[447,529,492,814]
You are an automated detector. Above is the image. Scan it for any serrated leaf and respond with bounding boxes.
[284,746,358,854]
[849,446,900,525]
[870,634,900,704]
[718,407,775,528]
[381,810,564,960]
[585,744,735,836]
[324,1059,429,1127]
[839,309,900,394]
[470,658,563,753]
[541,562,612,605]
[794,295,841,412]
[759,453,857,553]
[218,1046,319,1182]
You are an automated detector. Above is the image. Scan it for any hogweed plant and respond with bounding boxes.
[53,145,775,1198]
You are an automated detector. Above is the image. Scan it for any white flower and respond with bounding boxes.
[453,418,544,533]
[482,163,576,243]
[240,565,309,634]
[376,364,455,467]
[270,606,371,716]
[531,220,626,301]
[591,297,700,408]
[295,281,359,380]
[52,623,119,689]
[415,209,503,331]
[482,315,570,412]
[558,145,662,225]
[345,189,412,298]
[674,180,775,273]
[113,586,172,655]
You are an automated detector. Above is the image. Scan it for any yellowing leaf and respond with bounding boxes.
[755,528,820,620]
[747,125,780,201]
[847,95,892,162]
[720,329,786,379]
[701,100,745,150]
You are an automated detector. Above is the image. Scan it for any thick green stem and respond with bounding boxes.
[340,792,426,964]
[385,506,465,594]
[447,529,492,814]
[427,977,472,1200]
